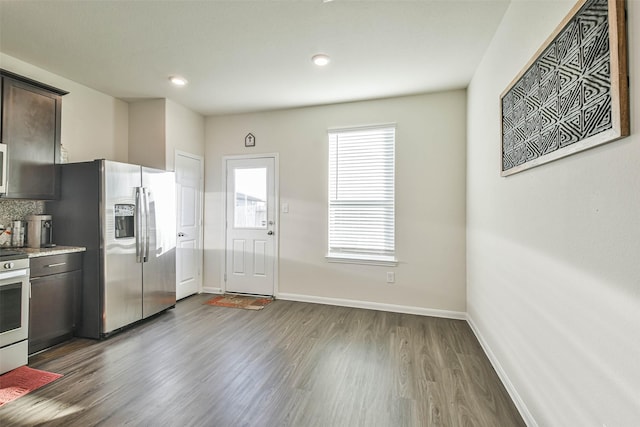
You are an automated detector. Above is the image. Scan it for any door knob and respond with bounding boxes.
[267,231,273,235]
[178,232,186,237]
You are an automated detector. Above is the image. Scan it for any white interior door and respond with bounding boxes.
[175,151,203,300]
[225,157,276,296]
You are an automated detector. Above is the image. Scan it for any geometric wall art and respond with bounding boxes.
[501,0,629,176]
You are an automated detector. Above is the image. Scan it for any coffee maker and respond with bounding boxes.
[27,215,55,248]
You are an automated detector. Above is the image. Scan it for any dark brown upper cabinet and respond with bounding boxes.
[1,70,68,200]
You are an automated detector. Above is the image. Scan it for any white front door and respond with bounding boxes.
[175,151,203,300]
[225,156,276,296]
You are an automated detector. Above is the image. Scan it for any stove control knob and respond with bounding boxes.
[4,262,14,269]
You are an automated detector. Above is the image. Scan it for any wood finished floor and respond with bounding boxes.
[0,295,525,427]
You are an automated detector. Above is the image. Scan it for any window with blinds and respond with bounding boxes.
[327,124,396,265]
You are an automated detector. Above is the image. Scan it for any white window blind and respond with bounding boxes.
[328,125,396,263]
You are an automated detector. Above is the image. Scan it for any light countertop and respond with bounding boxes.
[14,246,86,258]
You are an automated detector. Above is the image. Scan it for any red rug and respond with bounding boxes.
[205,294,273,310]
[0,366,62,407]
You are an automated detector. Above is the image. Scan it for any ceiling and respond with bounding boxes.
[0,0,511,116]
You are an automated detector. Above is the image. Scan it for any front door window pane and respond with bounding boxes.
[234,168,267,229]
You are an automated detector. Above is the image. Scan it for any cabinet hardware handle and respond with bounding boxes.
[46,262,67,268]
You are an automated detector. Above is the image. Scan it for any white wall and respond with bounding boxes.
[467,1,640,426]
[128,99,167,169]
[129,98,205,170]
[205,91,467,314]
[1,53,204,170]
[165,99,205,170]
[0,52,128,163]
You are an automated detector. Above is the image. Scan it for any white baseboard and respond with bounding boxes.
[202,286,222,294]
[466,314,536,427]
[276,292,466,320]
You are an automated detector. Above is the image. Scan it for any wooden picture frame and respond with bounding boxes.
[500,0,629,176]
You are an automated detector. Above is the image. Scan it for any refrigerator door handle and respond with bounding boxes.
[135,186,143,263]
[143,187,151,263]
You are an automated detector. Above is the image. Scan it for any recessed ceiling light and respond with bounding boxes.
[169,75,188,86]
[312,54,330,67]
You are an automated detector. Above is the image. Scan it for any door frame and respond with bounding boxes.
[222,153,279,297]
[175,150,204,297]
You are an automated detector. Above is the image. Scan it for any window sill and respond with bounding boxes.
[325,254,398,267]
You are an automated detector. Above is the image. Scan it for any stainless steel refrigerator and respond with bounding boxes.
[49,159,176,339]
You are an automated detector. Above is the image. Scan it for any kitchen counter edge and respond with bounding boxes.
[19,246,87,258]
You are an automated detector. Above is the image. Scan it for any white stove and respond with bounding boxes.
[0,254,30,375]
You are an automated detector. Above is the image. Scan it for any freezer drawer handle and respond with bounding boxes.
[46,262,67,268]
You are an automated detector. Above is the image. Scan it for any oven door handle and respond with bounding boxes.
[0,269,28,281]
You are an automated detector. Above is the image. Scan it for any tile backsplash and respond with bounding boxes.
[0,199,46,229]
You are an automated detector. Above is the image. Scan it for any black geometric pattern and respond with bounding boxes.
[502,0,612,172]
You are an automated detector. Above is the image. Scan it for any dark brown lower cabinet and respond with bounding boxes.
[29,253,82,355]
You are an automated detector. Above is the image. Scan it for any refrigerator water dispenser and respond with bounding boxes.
[115,204,135,238]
